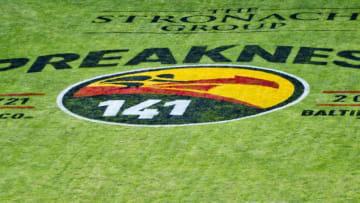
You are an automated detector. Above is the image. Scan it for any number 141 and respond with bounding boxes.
[99,99,191,119]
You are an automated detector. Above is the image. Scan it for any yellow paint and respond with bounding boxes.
[89,67,295,109]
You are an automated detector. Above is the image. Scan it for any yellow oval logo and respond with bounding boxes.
[58,65,309,126]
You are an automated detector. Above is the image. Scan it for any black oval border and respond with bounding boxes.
[57,64,310,127]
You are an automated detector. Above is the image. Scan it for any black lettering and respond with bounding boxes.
[0,58,29,71]
[340,110,349,116]
[328,110,336,116]
[80,50,128,68]
[327,13,358,20]
[258,14,286,21]
[247,8,258,12]
[12,113,24,119]
[92,15,114,23]
[333,95,347,102]
[270,23,286,29]
[221,14,254,22]
[302,110,314,116]
[314,110,327,116]
[4,98,18,105]
[0,113,10,119]
[243,23,264,30]
[118,15,148,23]
[237,45,292,63]
[125,48,176,65]
[349,110,355,116]
[180,15,216,23]
[354,95,360,102]
[334,50,360,69]
[21,98,30,105]
[209,9,219,14]
[125,15,136,23]
[27,53,80,73]
[190,25,208,31]
[183,45,236,63]
[161,25,186,31]
[151,16,176,23]
[213,25,238,31]
[290,12,321,20]
[210,8,256,14]
[294,47,333,65]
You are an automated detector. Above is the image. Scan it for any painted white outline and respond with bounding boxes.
[57,64,310,127]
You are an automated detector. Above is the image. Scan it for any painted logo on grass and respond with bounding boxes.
[57,65,309,126]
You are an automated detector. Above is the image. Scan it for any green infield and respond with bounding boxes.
[1,0,360,201]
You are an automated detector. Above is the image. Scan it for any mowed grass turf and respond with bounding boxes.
[1,0,360,201]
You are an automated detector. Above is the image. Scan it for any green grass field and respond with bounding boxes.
[1,0,360,201]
